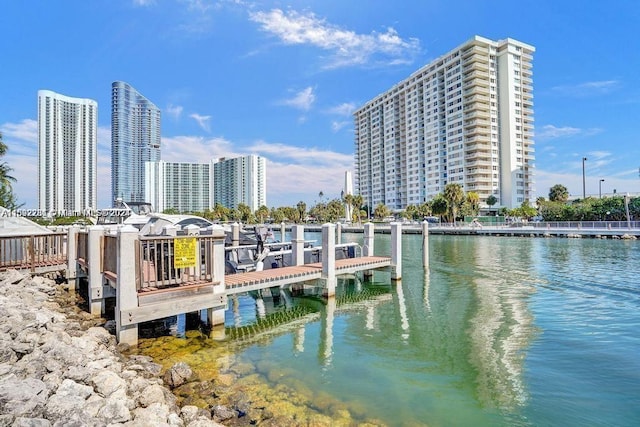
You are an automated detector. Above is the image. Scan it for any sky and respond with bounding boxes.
[1,0,639,209]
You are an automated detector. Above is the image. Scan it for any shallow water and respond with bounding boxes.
[137,233,640,426]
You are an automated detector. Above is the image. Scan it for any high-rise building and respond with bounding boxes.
[354,35,535,210]
[212,155,266,211]
[145,160,213,213]
[37,90,97,214]
[111,81,161,205]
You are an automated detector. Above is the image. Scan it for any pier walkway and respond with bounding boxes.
[225,256,392,295]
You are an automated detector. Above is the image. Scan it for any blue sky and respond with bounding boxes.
[1,0,639,209]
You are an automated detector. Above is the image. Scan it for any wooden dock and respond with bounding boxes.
[225,256,391,294]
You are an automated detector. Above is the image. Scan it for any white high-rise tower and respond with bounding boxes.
[38,90,97,214]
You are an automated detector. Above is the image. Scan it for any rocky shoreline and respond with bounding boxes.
[0,269,233,426]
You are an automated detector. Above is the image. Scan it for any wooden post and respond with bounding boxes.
[87,225,104,316]
[363,222,374,280]
[363,222,374,256]
[231,222,240,247]
[280,221,286,243]
[116,225,140,346]
[422,221,429,269]
[66,225,80,286]
[292,225,305,266]
[321,223,336,297]
[390,222,402,280]
[336,222,342,245]
[206,226,227,328]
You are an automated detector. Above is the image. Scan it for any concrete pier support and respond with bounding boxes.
[390,222,402,280]
[231,222,240,247]
[422,221,429,269]
[87,226,104,315]
[363,222,375,280]
[292,225,305,266]
[116,225,140,346]
[207,226,227,327]
[66,226,80,288]
[321,223,336,296]
[280,222,286,243]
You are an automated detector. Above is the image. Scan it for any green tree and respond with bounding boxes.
[237,203,252,222]
[485,194,498,207]
[418,201,432,219]
[461,191,480,217]
[256,205,270,223]
[344,194,354,222]
[404,204,418,221]
[296,201,307,223]
[373,203,390,221]
[431,194,448,222]
[270,207,286,223]
[549,184,569,202]
[353,194,364,223]
[443,183,464,223]
[0,132,19,209]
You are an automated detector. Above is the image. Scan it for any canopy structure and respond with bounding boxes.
[0,207,53,236]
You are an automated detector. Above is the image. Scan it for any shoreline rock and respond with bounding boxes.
[0,269,225,427]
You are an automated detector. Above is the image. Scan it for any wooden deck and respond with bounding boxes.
[225,256,391,295]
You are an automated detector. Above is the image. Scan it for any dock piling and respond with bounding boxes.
[391,222,402,280]
[422,221,429,269]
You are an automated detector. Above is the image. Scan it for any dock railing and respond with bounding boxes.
[0,232,68,273]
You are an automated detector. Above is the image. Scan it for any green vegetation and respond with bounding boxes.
[0,132,19,209]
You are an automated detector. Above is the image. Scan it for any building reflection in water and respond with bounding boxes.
[395,281,410,341]
[464,237,537,409]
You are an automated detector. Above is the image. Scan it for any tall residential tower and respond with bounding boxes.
[212,155,266,212]
[354,36,535,210]
[145,160,213,213]
[37,90,97,214]
[111,81,161,205]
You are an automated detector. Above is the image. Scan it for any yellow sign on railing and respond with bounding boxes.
[174,237,196,269]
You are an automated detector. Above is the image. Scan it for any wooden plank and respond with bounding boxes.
[120,293,227,326]
[137,282,218,306]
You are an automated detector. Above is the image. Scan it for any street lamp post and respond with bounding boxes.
[582,157,587,199]
[624,193,631,229]
[599,179,605,199]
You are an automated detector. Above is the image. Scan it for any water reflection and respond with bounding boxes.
[465,237,536,409]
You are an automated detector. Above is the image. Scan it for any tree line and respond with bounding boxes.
[0,132,19,209]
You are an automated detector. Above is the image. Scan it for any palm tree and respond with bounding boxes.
[0,132,18,209]
[353,194,364,222]
[431,195,448,222]
[296,201,307,223]
[344,193,354,222]
[443,183,464,223]
[465,191,480,216]
[373,203,390,221]
[549,184,569,202]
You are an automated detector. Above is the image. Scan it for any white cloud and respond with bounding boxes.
[161,135,235,162]
[279,87,316,111]
[327,102,356,116]
[165,104,184,119]
[535,168,637,200]
[0,120,113,208]
[0,119,38,147]
[133,0,156,6]
[1,115,353,209]
[189,113,212,132]
[331,120,350,132]
[249,9,420,69]
[248,140,353,166]
[551,80,620,97]
[537,124,603,140]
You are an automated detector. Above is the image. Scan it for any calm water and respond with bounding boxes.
[149,233,640,426]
